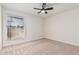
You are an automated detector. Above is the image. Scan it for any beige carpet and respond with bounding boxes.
[0,38,79,55]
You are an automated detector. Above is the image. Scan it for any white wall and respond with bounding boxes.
[0,5,2,50]
[45,8,79,46]
[3,8,43,46]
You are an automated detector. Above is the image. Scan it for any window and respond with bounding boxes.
[7,16,24,40]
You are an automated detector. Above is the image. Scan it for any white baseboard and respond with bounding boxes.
[45,37,79,46]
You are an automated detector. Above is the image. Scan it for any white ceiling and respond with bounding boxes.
[1,3,79,18]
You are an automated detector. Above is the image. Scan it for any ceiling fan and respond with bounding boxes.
[34,3,54,14]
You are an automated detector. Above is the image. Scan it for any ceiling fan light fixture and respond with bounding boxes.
[41,10,45,13]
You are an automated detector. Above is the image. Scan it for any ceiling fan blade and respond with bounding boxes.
[34,8,41,10]
[45,11,48,14]
[37,10,42,14]
[38,12,41,14]
[44,10,48,14]
[45,7,54,10]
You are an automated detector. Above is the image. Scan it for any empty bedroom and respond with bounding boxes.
[0,3,79,55]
